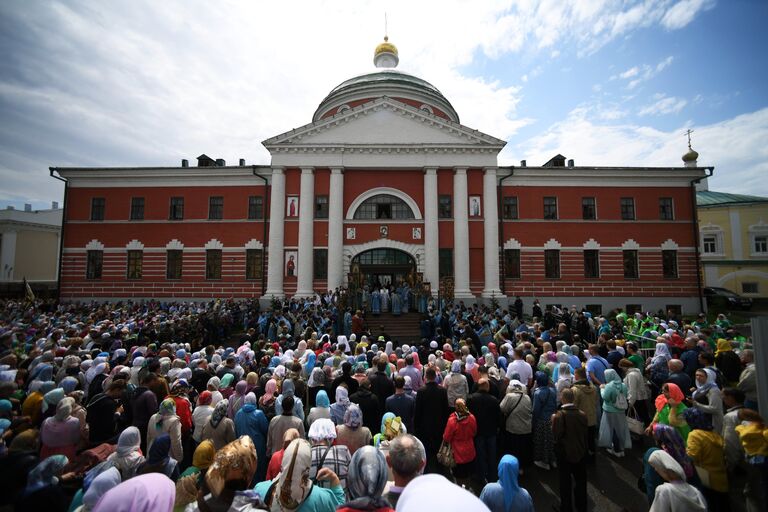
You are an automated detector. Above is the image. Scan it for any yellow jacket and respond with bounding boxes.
[686,429,728,493]
[735,422,768,457]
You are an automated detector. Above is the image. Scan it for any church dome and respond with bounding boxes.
[682,148,699,163]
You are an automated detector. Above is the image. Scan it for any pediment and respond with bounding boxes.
[263,97,505,151]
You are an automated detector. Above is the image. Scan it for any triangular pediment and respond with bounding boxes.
[263,97,506,151]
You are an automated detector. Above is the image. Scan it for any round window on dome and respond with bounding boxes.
[419,104,434,114]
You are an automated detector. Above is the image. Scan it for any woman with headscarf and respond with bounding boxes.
[219,373,235,400]
[532,371,557,470]
[646,382,691,444]
[137,433,180,481]
[259,379,278,421]
[442,398,477,487]
[442,360,469,409]
[275,379,305,421]
[337,446,394,512]
[647,342,671,393]
[642,424,698,504]
[598,368,632,457]
[21,381,45,425]
[307,389,332,430]
[227,380,249,420]
[714,338,741,385]
[682,407,730,511]
[647,450,707,512]
[500,379,533,470]
[15,455,70,512]
[336,403,372,456]
[40,397,80,459]
[479,454,534,512]
[80,466,121,512]
[201,399,236,451]
[147,398,183,462]
[690,367,724,434]
[556,362,573,403]
[86,362,109,400]
[192,390,214,443]
[253,439,345,512]
[234,392,269,482]
[308,418,351,490]
[266,428,301,481]
[464,355,479,382]
[206,376,223,406]
[41,386,66,422]
[174,440,215,511]
[307,367,327,409]
[92,473,176,512]
[107,426,146,480]
[330,386,351,426]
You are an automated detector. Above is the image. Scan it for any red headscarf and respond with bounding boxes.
[654,382,684,412]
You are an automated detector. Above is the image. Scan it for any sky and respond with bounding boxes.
[1,0,767,210]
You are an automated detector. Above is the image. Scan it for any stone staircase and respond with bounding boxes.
[366,311,423,345]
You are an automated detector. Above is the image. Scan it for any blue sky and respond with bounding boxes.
[1,0,767,211]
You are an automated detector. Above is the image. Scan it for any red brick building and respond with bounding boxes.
[52,39,710,315]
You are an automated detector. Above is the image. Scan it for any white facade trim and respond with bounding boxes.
[700,223,725,257]
[543,238,562,250]
[85,239,105,251]
[204,239,224,250]
[503,238,522,250]
[166,239,184,250]
[345,187,423,220]
[244,239,264,250]
[748,220,768,257]
[621,239,640,250]
[342,239,425,279]
[661,239,679,250]
[125,239,144,250]
[730,209,743,259]
[583,238,601,249]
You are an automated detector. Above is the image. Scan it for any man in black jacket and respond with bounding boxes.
[413,367,449,474]
[131,372,159,452]
[467,378,501,484]
[349,378,381,434]
[331,361,359,399]
[368,358,395,411]
[86,379,127,445]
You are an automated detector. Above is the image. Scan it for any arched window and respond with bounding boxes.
[353,194,415,220]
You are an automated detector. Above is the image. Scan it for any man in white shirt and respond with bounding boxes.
[506,347,533,388]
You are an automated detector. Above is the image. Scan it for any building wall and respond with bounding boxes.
[14,230,59,281]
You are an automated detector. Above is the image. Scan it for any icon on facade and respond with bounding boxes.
[412,227,422,240]
[380,225,389,238]
[469,196,481,217]
[286,196,299,217]
[346,227,356,240]
[285,251,297,277]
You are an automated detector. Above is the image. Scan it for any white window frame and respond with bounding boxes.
[749,222,768,256]
[700,224,724,257]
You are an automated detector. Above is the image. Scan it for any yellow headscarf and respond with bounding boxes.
[192,439,215,470]
[715,338,732,356]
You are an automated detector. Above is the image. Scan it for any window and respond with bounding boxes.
[439,248,453,278]
[742,282,758,294]
[126,250,143,280]
[659,197,674,220]
[166,250,182,280]
[354,194,415,220]
[754,235,768,254]
[438,195,452,219]
[623,250,639,278]
[246,249,263,280]
[91,197,105,221]
[625,304,642,315]
[582,197,596,220]
[130,197,145,220]
[313,249,328,279]
[502,197,518,220]
[543,197,558,219]
[662,250,678,278]
[702,235,718,254]
[315,196,329,219]
[206,249,222,279]
[585,304,603,316]
[169,197,184,220]
[86,250,103,279]
[666,304,682,316]
[544,249,560,278]
[584,250,600,278]
[620,197,635,220]
[208,196,224,220]
[248,196,263,219]
[503,249,521,278]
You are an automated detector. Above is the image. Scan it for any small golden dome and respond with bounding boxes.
[375,36,398,57]
[682,148,699,163]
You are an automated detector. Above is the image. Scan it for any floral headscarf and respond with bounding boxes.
[205,436,257,497]
[210,399,229,429]
[343,446,390,510]
[269,439,313,511]
[653,424,695,479]
[344,403,363,429]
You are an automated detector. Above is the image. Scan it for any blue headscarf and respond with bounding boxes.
[148,433,171,465]
[304,352,316,376]
[534,371,549,388]
[29,363,53,382]
[269,356,281,369]
[60,376,79,394]
[498,454,521,511]
[497,356,508,372]
[315,390,330,408]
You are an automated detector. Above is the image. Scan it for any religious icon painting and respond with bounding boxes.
[412,227,422,240]
[286,196,299,217]
[379,225,388,238]
[284,251,297,277]
[469,196,482,217]
[346,227,356,240]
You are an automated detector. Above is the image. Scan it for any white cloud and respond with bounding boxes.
[638,95,688,116]
[613,56,675,90]
[662,0,717,30]
[620,66,640,79]
[513,106,768,195]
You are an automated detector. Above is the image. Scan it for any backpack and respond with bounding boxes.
[614,389,628,410]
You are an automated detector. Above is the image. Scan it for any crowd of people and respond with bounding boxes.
[0,295,765,512]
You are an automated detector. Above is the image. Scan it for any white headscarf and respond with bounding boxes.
[397,474,491,511]
[270,439,313,512]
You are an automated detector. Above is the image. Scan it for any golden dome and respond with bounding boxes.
[682,148,699,163]
[375,36,398,57]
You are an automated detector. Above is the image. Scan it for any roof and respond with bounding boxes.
[696,190,768,207]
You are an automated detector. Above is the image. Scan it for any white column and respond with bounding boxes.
[295,166,315,297]
[0,230,17,282]
[453,167,473,298]
[327,167,344,290]
[423,167,439,295]
[482,167,502,298]
[264,167,285,298]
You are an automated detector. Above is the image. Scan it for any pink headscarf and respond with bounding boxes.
[92,473,175,512]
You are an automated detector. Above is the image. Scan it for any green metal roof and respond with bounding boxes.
[327,71,444,97]
[696,190,768,207]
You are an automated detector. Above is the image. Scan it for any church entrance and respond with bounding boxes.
[350,248,416,289]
